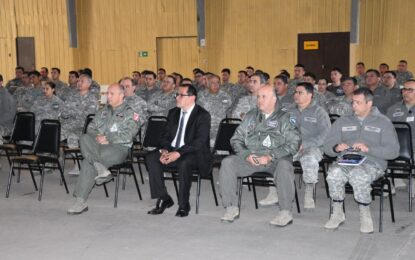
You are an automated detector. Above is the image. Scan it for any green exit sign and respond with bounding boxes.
[138,51,148,57]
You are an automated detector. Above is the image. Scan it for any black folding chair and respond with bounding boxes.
[133,116,168,183]
[212,118,241,167]
[108,147,142,208]
[387,122,414,212]
[6,119,69,201]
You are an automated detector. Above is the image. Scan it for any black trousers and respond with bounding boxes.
[145,150,198,208]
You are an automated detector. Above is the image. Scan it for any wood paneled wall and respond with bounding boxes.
[351,0,415,72]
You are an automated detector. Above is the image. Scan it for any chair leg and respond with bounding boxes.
[114,170,121,208]
[294,182,301,214]
[29,167,38,191]
[172,174,179,200]
[57,161,69,194]
[17,162,21,183]
[137,160,145,184]
[379,183,384,232]
[122,174,127,190]
[103,183,109,197]
[252,179,258,209]
[38,164,45,201]
[409,171,413,212]
[238,177,243,212]
[387,180,395,222]
[210,176,219,206]
[196,175,201,214]
[6,161,15,198]
[131,165,142,200]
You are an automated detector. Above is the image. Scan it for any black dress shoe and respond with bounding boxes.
[175,203,191,217]
[147,196,174,215]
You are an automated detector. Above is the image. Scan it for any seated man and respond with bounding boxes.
[146,84,211,217]
[0,74,16,145]
[289,82,331,209]
[219,84,300,226]
[324,87,399,233]
[67,83,140,214]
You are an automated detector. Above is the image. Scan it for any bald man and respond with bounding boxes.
[219,84,301,226]
[68,83,140,215]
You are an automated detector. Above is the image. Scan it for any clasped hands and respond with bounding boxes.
[96,134,109,145]
[159,149,181,165]
[335,142,369,153]
[246,154,272,166]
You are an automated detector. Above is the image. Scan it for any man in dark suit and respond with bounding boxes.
[146,83,211,217]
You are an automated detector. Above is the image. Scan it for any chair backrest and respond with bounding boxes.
[34,119,61,156]
[212,118,241,153]
[392,121,413,162]
[83,114,95,134]
[329,114,340,124]
[143,116,168,148]
[11,112,36,143]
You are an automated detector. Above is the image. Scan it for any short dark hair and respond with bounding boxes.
[81,68,93,77]
[69,71,79,78]
[263,72,270,82]
[399,60,408,64]
[380,63,389,69]
[0,74,3,82]
[279,69,291,79]
[29,70,41,77]
[252,72,266,84]
[158,68,166,73]
[353,87,374,102]
[384,71,397,78]
[166,75,176,83]
[275,74,288,84]
[296,82,314,95]
[180,83,198,100]
[366,69,380,77]
[45,81,56,90]
[41,67,49,73]
[132,70,141,76]
[16,66,24,72]
[51,67,61,74]
[193,68,202,74]
[221,68,231,74]
[238,70,248,76]
[331,67,342,74]
[304,72,316,81]
[146,71,157,79]
[246,66,254,71]
[295,64,305,69]
[356,62,365,67]
[318,78,329,84]
[341,76,358,85]
[405,79,415,84]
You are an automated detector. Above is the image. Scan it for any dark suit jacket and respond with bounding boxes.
[160,104,212,176]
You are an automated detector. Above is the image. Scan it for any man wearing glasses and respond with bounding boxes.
[146,84,211,217]
[386,79,415,195]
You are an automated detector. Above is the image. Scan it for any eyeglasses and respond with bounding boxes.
[402,88,415,93]
[174,93,193,98]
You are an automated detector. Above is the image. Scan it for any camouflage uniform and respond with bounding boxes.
[58,84,78,102]
[124,95,148,127]
[73,102,140,200]
[219,106,300,210]
[60,91,98,141]
[289,101,331,184]
[53,80,69,99]
[288,78,303,94]
[0,87,16,142]
[278,94,294,112]
[147,90,176,117]
[90,80,101,99]
[320,90,336,101]
[135,85,160,102]
[326,96,353,116]
[386,101,415,145]
[223,83,248,117]
[5,78,23,95]
[383,83,402,109]
[198,89,232,146]
[31,95,64,132]
[18,85,44,112]
[327,84,344,97]
[324,107,400,204]
[355,74,366,88]
[371,84,390,114]
[232,95,257,119]
[394,71,414,85]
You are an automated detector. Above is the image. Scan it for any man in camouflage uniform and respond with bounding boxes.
[327,77,358,116]
[51,67,68,98]
[324,88,399,233]
[219,84,300,226]
[58,71,79,102]
[0,75,16,144]
[303,72,329,110]
[327,67,344,97]
[382,71,402,107]
[67,83,140,215]
[121,77,148,127]
[136,71,159,101]
[394,60,414,85]
[317,78,336,101]
[17,71,44,112]
[80,68,101,99]
[198,74,232,147]
[147,75,176,117]
[355,62,367,88]
[40,67,50,81]
[30,81,64,132]
[232,73,265,119]
[289,82,330,209]
[365,69,390,114]
[274,74,293,112]
[386,79,415,193]
[288,64,305,92]
[156,68,166,88]
[5,66,24,94]
[60,73,99,173]
[13,72,31,107]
